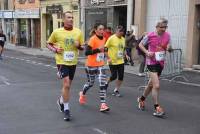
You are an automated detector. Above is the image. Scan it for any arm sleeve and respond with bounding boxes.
[4,35,6,42]
[141,35,149,46]
[85,45,101,56]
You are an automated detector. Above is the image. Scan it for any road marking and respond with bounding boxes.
[0,76,10,85]
[162,79,200,87]
[92,128,108,134]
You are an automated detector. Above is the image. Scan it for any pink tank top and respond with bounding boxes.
[146,32,170,67]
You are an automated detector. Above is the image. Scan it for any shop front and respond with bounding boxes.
[83,0,133,39]
[14,8,41,47]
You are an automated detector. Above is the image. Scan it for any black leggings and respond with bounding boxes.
[109,64,124,81]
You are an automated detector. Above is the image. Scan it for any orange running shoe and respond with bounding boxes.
[100,103,110,112]
[79,91,86,105]
[153,105,165,117]
[137,97,145,111]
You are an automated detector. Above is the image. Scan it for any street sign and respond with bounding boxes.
[46,5,63,14]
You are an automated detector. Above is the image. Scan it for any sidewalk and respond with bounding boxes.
[4,43,141,75]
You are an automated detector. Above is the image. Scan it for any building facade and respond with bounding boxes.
[81,0,134,39]
[14,0,41,48]
[0,0,15,44]
[40,0,79,48]
[134,0,200,68]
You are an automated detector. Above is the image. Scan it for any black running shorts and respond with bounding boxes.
[109,63,124,81]
[147,64,163,76]
[57,65,76,80]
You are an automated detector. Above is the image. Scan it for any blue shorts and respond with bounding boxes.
[57,65,76,80]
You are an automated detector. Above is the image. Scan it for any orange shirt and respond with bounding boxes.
[85,35,106,67]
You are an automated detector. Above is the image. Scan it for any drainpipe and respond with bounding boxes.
[127,0,133,31]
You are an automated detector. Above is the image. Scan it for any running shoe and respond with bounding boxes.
[100,103,110,112]
[153,106,165,117]
[112,90,121,97]
[137,97,145,111]
[79,91,86,105]
[64,110,71,121]
[57,99,64,112]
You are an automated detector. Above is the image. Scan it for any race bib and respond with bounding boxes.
[0,37,4,41]
[117,51,123,58]
[63,51,75,61]
[155,51,165,61]
[96,53,104,62]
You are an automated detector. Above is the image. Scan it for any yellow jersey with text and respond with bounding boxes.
[47,28,84,65]
[105,34,125,65]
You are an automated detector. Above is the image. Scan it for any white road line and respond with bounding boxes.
[92,128,108,134]
[0,76,10,85]
[162,79,200,87]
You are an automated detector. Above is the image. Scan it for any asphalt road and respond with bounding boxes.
[0,50,200,134]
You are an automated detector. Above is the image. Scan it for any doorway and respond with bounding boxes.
[114,6,127,31]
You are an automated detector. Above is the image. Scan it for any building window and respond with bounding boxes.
[4,0,8,10]
[18,0,26,4]
[72,5,78,10]
[28,0,35,3]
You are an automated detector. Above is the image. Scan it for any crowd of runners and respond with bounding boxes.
[47,11,172,121]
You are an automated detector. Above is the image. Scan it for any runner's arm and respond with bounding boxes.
[139,36,153,57]
[85,45,101,56]
[46,42,58,53]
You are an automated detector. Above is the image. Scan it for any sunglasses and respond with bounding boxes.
[159,26,168,29]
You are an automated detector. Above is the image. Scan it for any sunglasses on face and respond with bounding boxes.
[159,26,168,29]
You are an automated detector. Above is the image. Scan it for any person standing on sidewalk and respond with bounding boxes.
[0,30,6,60]
[79,23,110,112]
[105,25,129,97]
[136,32,148,76]
[47,11,84,121]
[137,18,172,117]
[125,30,137,66]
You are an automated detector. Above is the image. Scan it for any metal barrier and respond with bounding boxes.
[138,49,188,91]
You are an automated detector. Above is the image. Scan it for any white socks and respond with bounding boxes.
[64,103,69,111]
[60,96,63,103]
[60,96,69,111]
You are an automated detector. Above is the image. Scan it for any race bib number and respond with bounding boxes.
[155,51,165,61]
[63,51,75,61]
[96,53,104,62]
[0,37,4,41]
[117,51,123,58]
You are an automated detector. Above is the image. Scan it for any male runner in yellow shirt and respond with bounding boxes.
[47,11,84,121]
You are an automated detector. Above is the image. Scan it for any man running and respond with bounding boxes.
[137,18,172,117]
[47,11,84,121]
[0,30,6,60]
[105,25,129,97]
[79,23,109,112]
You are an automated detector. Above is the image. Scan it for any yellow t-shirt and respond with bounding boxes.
[105,34,125,65]
[47,28,84,65]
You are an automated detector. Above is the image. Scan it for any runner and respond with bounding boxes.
[105,25,129,97]
[79,23,110,112]
[0,30,6,60]
[137,18,172,117]
[47,11,84,121]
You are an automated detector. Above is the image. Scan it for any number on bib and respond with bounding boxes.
[155,51,165,61]
[117,51,123,58]
[96,53,104,62]
[63,51,75,61]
